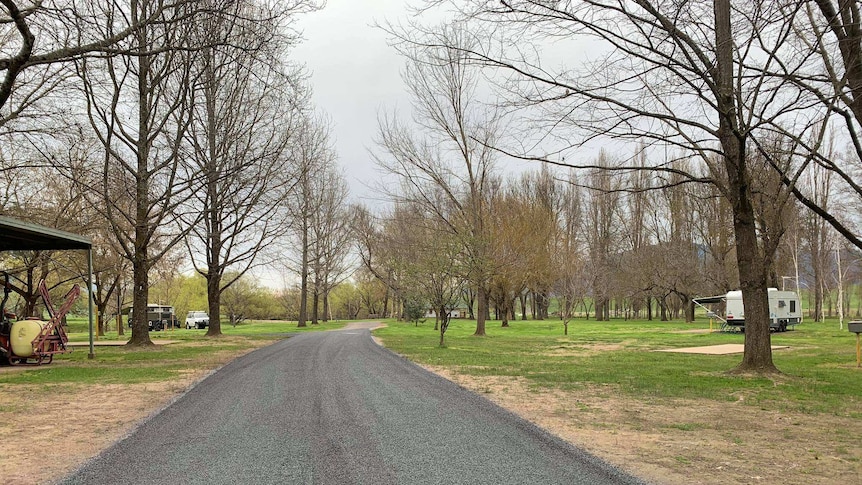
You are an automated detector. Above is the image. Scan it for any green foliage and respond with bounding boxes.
[150,273,207,318]
[221,277,283,322]
[403,297,426,326]
[329,282,362,320]
[374,317,862,416]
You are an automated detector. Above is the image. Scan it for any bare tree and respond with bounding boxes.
[184,0,311,337]
[286,113,335,327]
[553,173,586,333]
[583,154,622,322]
[76,1,211,346]
[375,25,498,336]
[0,1,234,134]
[351,204,400,317]
[308,169,353,323]
[392,204,465,344]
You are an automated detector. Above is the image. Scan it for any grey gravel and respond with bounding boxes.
[60,327,647,485]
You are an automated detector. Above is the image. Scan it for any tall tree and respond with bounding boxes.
[308,169,352,323]
[376,25,497,336]
[77,0,220,346]
[184,0,311,337]
[351,204,401,316]
[583,154,622,322]
[287,113,335,327]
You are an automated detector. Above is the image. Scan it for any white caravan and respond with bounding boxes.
[725,288,801,332]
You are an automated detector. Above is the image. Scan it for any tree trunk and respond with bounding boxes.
[203,73,224,337]
[439,305,449,346]
[646,296,652,321]
[659,296,668,321]
[206,274,222,336]
[322,292,330,322]
[530,291,537,319]
[536,290,549,320]
[311,287,319,325]
[686,297,695,323]
[382,280,390,318]
[715,0,775,373]
[474,285,487,336]
[298,215,308,327]
[128,258,153,346]
[811,218,824,321]
[501,297,509,327]
[520,292,527,320]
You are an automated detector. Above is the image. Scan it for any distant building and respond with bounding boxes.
[425,307,469,319]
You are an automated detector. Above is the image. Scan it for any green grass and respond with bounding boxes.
[374,317,862,416]
[61,317,347,341]
[0,319,345,386]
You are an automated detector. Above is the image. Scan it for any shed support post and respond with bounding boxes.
[88,249,95,359]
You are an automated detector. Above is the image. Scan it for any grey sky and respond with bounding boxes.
[292,1,413,205]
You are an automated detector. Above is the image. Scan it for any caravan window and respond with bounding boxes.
[790,301,796,313]
[778,300,786,308]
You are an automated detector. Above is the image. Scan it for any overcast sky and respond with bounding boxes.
[292,0,415,205]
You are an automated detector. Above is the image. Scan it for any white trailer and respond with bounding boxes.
[725,288,801,332]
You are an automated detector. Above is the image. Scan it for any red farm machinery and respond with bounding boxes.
[0,273,81,365]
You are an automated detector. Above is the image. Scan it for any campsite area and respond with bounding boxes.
[1,317,860,484]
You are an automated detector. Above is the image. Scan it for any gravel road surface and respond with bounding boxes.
[60,323,645,485]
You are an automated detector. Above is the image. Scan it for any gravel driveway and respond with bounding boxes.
[60,324,645,485]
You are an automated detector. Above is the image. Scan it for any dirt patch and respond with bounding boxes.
[0,380,199,484]
[343,321,387,331]
[656,344,790,355]
[424,365,862,485]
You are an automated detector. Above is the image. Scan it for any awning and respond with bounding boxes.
[692,294,726,305]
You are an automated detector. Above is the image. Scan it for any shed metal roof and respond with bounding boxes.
[0,215,92,251]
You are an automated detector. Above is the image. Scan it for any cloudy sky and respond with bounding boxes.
[292,0,416,205]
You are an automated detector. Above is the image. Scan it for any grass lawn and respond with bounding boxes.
[0,318,347,386]
[373,317,862,417]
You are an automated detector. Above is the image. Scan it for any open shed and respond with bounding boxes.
[0,215,96,358]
